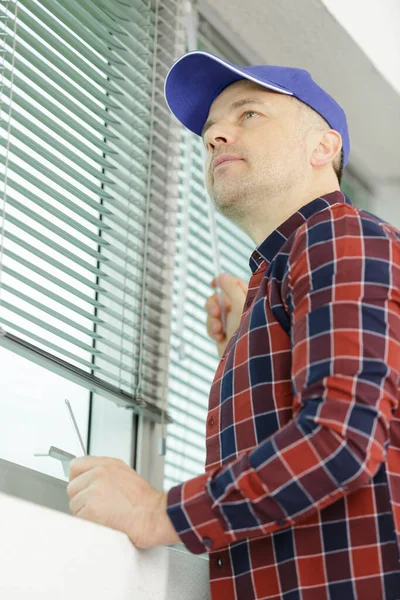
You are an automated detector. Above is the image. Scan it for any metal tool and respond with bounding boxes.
[34,446,76,478]
[33,399,87,477]
[64,398,87,456]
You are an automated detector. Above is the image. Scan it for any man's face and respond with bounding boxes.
[202,80,309,223]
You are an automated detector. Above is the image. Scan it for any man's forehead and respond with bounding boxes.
[208,79,290,114]
[200,81,293,139]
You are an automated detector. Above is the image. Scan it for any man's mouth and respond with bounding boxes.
[213,154,243,172]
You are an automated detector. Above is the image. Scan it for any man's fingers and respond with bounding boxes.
[210,304,219,317]
[205,293,229,315]
[69,456,124,480]
[211,318,222,334]
[206,316,226,339]
[67,466,100,498]
[204,294,218,315]
[69,457,92,481]
[69,456,103,479]
[69,487,88,514]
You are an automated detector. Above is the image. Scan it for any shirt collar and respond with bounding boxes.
[249,191,352,273]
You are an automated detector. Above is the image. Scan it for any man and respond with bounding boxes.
[67,51,400,599]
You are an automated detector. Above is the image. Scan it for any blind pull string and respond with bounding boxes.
[160,0,226,457]
[158,0,188,456]
[177,0,226,362]
[204,164,227,334]
[0,0,18,336]
[176,128,193,362]
[159,0,199,459]
[187,0,227,335]
[176,0,198,362]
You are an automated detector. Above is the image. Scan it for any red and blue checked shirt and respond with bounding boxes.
[167,191,400,600]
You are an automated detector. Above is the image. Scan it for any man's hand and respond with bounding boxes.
[205,273,248,358]
[67,456,180,548]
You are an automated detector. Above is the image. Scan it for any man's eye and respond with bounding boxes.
[242,111,257,120]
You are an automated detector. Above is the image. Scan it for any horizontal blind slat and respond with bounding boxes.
[6,125,112,195]
[1,300,101,354]
[6,76,119,153]
[2,300,167,378]
[0,152,110,220]
[0,319,96,369]
[16,3,124,90]
[8,23,123,109]
[50,0,128,42]
[2,264,102,323]
[0,174,109,246]
[2,283,102,339]
[17,0,123,77]
[9,105,114,181]
[2,64,120,135]
[2,51,121,124]
[3,231,101,291]
[2,248,103,308]
[71,0,130,35]
[4,193,104,261]
[21,0,128,57]
[4,215,170,303]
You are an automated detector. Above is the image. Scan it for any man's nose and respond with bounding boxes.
[205,121,237,152]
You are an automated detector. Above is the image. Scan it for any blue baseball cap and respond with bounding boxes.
[164,50,350,167]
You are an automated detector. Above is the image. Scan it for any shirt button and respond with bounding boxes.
[209,416,215,428]
[203,537,213,548]
[276,519,287,526]
[217,557,223,568]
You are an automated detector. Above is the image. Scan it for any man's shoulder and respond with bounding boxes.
[297,200,400,244]
[283,200,400,270]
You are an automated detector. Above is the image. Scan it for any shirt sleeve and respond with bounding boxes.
[167,206,400,554]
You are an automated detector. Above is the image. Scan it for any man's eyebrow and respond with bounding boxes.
[201,98,269,139]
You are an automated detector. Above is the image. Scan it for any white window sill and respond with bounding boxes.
[0,490,210,599]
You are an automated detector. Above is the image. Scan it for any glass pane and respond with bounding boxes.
[0,345,89,481]
[89,392,134,466]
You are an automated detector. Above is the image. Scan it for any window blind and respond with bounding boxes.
[0,0,184,422]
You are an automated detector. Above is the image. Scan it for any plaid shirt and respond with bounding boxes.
[167,191,400,600]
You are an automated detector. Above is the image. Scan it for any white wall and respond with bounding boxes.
[319,0,400,223]
[369,182,400,229]
[321,0,400,97]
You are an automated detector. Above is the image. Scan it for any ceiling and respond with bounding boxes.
[199,0,400,190]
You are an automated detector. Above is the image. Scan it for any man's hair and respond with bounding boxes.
[294,98,344,184]
[334,148,344,185]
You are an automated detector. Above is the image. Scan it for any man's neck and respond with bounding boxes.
[246,181,341,245]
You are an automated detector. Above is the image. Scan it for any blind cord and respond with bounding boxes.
[177,0,226,364]
[0,0,19,338]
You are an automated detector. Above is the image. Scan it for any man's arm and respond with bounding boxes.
[167,206,400,554]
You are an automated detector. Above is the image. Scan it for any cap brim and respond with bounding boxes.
[164,51,292,136]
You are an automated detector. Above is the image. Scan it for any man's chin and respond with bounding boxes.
[212,195,245,219]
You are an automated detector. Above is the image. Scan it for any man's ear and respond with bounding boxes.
[310,130,342,168]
